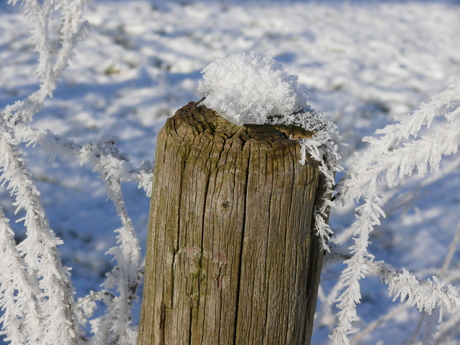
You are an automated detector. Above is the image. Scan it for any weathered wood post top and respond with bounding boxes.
[138,100,326,345]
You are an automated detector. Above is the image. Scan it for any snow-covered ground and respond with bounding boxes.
[1,0,459,343]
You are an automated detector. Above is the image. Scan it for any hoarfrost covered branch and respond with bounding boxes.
[0,0,147,344]
[329,77,460,345]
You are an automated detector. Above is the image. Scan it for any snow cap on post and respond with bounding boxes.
[197,52,341,253]
[197,51,309,125]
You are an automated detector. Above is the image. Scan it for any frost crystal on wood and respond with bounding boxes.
[198,52,342,250]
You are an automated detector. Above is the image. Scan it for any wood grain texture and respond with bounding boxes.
[138,101,324,345]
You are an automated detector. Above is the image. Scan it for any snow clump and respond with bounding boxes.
[197,52,309,125]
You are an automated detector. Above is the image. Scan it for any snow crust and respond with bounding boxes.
[197,52,308,125]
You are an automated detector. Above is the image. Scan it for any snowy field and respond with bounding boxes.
[1,0,460,343]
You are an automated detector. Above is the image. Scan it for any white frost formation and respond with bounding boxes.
[0,0,144,344]
[329,77,460,345]
[197,52,309,125]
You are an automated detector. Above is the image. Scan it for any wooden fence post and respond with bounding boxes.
[138,101,325,345]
